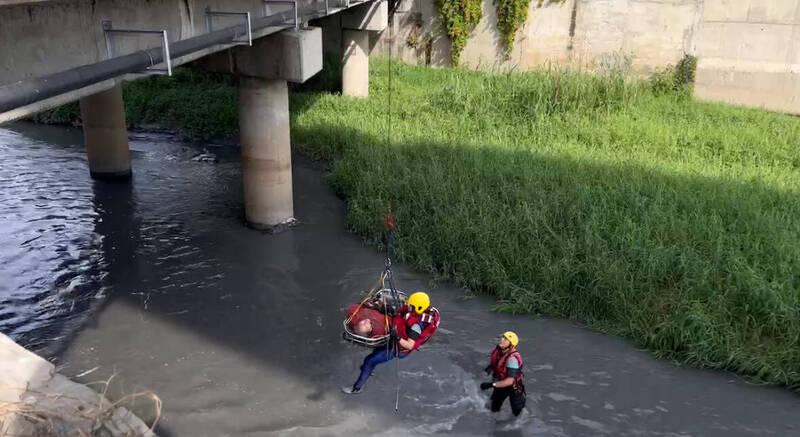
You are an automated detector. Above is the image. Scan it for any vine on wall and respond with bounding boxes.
[435,0,483,66]
[494,0,532,58]
[435,0,567,65]
[496,0,566,58]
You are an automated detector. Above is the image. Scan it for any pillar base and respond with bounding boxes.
[90,169,132,181]
[246,217,298,234]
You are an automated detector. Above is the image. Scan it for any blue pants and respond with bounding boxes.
[353,347,408,390]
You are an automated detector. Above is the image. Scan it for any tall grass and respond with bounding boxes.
[291,61,800,389]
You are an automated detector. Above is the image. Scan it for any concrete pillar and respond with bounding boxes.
[238,77,294,229]
[342,29,370,97]
[79,84,131,179]
[340,1,388,97]
[198,28,321,231]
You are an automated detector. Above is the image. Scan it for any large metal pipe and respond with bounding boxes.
[0,2,357,113]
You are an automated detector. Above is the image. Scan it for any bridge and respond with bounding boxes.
[0,0,389,230]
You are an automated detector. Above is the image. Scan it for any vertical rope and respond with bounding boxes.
[387,1,393,151]
[387,3,401,413]
[395,335,400,411]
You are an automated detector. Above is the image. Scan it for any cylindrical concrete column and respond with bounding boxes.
[342,29,369,97]
[79,84,131,179]
[238,77,294,229]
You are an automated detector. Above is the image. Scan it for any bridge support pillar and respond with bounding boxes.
[341,0,388,98]
[342,29,369,97]
[79,84,131,180]
[238,77,294,230]
[198,27,322,230]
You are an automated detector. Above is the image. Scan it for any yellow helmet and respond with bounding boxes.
[407,292,430,314]
[502,331,519,347]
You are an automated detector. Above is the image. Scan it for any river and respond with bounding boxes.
[0,121,797,436]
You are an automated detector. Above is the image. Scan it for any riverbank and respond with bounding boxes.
[32,59,800,391]
[0,333,156,436]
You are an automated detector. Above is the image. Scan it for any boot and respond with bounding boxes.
[341,386,362,394]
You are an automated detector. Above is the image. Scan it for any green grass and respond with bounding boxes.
[34,60,800,389]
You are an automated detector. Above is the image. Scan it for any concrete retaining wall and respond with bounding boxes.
[693,0,800,114]
[376,0,703,74]
[376,0,800,113]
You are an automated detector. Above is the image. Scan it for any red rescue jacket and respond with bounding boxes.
[393,305,440,352]
[490,346,523,385]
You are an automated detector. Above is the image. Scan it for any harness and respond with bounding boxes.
[394,305,440,352]
[490,347,523,385]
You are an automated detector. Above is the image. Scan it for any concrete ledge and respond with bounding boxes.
[199,27,323,83]
[342,0,387,31]
[0,334,54,403]
[0,333,156,436]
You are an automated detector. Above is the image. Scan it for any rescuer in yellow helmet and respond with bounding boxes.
[343,292,440,394]
[480,331,526,415]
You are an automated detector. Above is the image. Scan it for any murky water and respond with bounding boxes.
[1,122,798,436]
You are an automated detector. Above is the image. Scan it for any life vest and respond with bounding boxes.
[393,305,440,352]
[490,346,523,385]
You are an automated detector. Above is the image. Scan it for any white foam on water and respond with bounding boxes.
[571,415,611,434]
[528,363,555,371]
[545,392,578,402]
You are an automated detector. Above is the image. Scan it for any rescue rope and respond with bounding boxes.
[343,270,387,325]
[386,6,401,411]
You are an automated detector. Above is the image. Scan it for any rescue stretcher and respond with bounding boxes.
[342,288,407,347]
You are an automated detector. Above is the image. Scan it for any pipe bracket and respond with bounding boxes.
[102,20,172,76]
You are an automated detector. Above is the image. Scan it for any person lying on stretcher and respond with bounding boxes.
[346,302,389,338]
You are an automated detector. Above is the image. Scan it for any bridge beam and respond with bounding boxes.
[78,84,131,180]
[341,0,387,98]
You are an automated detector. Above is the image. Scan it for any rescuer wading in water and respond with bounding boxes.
[480,331,526,416]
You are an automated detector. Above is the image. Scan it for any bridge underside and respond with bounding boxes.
[0,0,388,230]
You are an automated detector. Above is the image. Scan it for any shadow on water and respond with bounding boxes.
[1,120,798,436]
